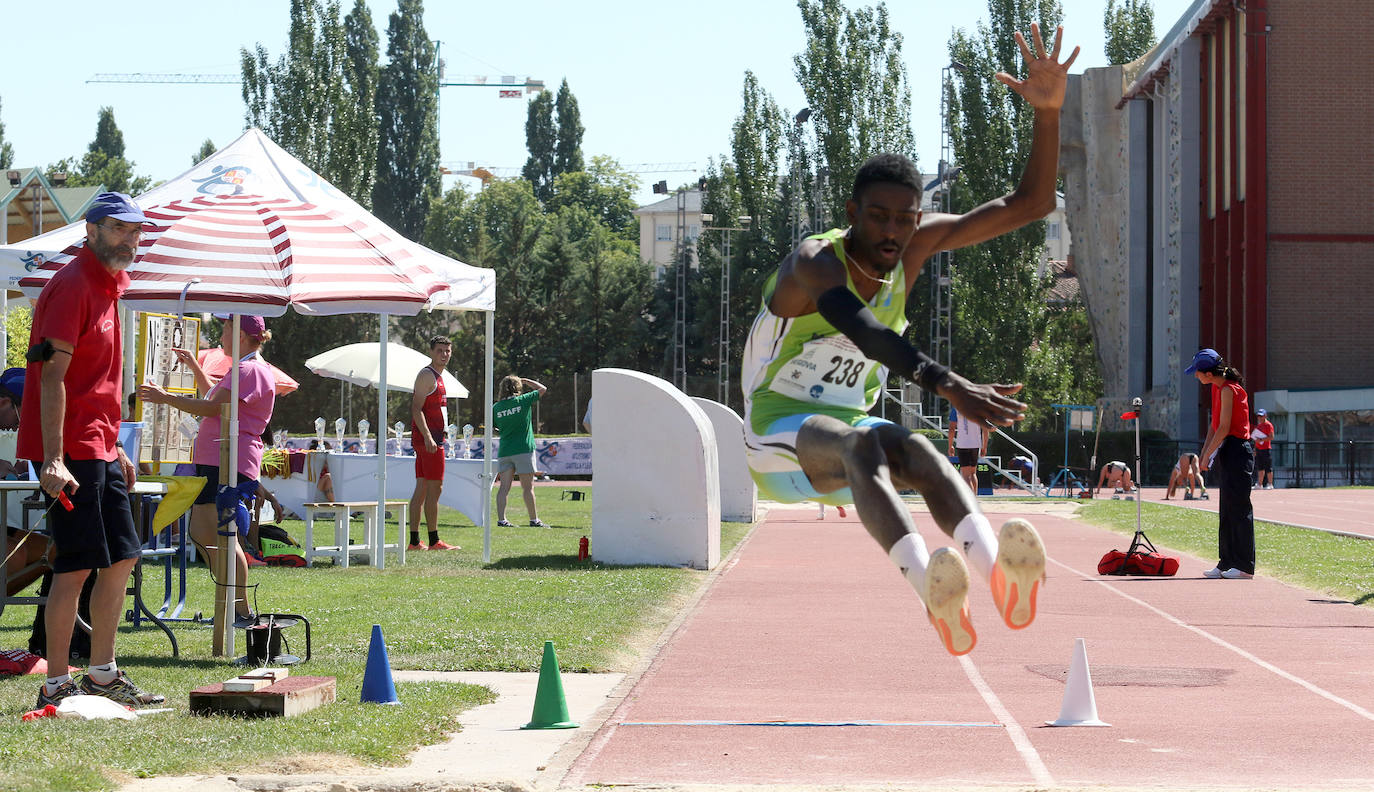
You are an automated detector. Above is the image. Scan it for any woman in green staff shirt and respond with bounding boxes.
[493,375,548,527]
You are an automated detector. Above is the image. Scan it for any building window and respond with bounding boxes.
[1047,222,1061,240]
[656,224,672,241]
[688,225,701,241]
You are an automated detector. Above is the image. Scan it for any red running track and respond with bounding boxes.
[565,501,1374,790]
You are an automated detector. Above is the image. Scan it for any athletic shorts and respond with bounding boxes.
[415,442,446,479]
[1255,448,1273,473]
[193,464,259,506]
[744,411,893,507]
[46,459,139,574]
[497,452,536,476]
[957,447,980,467]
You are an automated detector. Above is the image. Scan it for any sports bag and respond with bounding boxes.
[1098,549,1179,576]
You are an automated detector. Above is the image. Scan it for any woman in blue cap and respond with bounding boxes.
[1187,348,1255,579]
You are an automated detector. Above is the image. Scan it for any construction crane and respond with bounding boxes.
[441,161,699,178]
[87,73,238,84]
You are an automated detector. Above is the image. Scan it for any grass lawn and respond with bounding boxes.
[0,486,753,792]
[1077,500,1374,607]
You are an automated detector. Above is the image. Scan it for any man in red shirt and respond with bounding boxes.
[407,336,457,550]
[1252,408,1276,489]
[17,192,164,709]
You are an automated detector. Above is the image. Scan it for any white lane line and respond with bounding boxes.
[958,654,1056,788]
[1051,557,1374,722]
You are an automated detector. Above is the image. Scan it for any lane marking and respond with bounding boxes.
[1051,557,1374,722]
[957,654,1056,788]
[620,719,1003,727]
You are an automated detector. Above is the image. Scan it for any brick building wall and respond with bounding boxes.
[1264,0,1374,388]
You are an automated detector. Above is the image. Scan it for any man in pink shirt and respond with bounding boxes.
[140,314,276,627]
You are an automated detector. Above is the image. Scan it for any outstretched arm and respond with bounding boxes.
[906,24,1080,261]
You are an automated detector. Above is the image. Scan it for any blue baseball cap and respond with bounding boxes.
[1184,348,1221,374]
[0,367,24,405]
[1256,408,1267,416]
[85,191,152,225]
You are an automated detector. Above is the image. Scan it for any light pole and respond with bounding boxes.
[700,214,751,403]
[926,61,967,419]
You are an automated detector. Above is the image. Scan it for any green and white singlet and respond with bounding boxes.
[740,228,907,505]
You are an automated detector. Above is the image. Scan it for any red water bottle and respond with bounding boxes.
[577,535,589,561]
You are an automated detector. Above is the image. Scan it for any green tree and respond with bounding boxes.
[192,139,217,165]
[0,97,14,170]
[553,79,584,178]
[521,89,556,204]
[6,305,31,369]
[1022,295,1104,428]
[373,0,440,240]
[1104,0,1156,65]
[945,1,1063,391]
[547,155,639,243]
[331,0,380,208]
[52,107,151,194]
[793,0,916,225]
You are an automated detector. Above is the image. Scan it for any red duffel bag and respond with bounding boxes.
[1098,549,1179,576]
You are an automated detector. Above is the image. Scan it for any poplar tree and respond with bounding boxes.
[331,0,380,208]
[793,0,915,225]
[521,90,556,204]
[1104,0,1156,65]
[553,79,584,177]
[192,139,217,165]
[373,0,440,240]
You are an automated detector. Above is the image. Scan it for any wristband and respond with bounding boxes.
[914,360,951,391]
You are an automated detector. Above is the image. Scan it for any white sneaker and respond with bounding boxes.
[991,519,1046,630]
[1265,484,1274,490]
[1221,568,1254,580]
[1202,566,1224,579]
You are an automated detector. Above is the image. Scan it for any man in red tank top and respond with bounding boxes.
[408,336,457,550]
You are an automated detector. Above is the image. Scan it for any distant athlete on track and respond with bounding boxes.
[741,24,1078,656]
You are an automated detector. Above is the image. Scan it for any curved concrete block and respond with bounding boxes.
[591,369,720,569]
[691,397,757,523]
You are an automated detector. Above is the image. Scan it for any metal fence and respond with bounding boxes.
[1142,440,1374,488]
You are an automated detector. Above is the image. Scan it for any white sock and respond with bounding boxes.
[888,533,931,597]
[954,513,998,580]
[45,673,72,693]
[88,661,118,685]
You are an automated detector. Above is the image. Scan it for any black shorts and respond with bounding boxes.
[47,458,139,574]
[1255,448,1273,473]
[193,464,259,505]
[957,447,980,467]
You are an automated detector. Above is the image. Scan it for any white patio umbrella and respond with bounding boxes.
[0,129,499,657]
[305,342,469,397]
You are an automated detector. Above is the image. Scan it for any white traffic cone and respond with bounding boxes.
[1046,638,1109,727]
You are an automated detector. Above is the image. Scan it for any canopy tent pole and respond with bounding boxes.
[215,315,242,657]
[482,310,494,563]
[376,314,389,570]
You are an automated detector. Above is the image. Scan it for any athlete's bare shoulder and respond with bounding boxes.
[770,235,847,318]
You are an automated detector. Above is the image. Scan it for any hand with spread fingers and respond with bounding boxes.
[938,373,1027,428]
[994,23,1080,111]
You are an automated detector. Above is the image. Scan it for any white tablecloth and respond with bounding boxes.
[323,453,488,526]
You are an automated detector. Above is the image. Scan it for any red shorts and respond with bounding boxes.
[414,443,445,480]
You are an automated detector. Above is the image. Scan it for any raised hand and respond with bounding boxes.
[994,23,1080,111]
[938,372,1027,428]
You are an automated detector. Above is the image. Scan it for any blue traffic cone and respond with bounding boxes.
[522,640,578,729]
[361,624,400,704]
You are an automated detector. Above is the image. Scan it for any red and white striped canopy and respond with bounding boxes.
[2,128,494,317]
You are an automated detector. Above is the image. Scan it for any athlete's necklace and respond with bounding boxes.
[849,256,893,286]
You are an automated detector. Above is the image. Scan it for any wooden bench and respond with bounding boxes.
[301,501,410,568]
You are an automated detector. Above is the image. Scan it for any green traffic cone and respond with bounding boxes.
[521,640,578,730]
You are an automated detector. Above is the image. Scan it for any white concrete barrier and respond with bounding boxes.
[691,397,757,523]
[591,369,719,569]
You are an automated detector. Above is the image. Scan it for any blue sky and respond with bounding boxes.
[4,0,1196,207]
